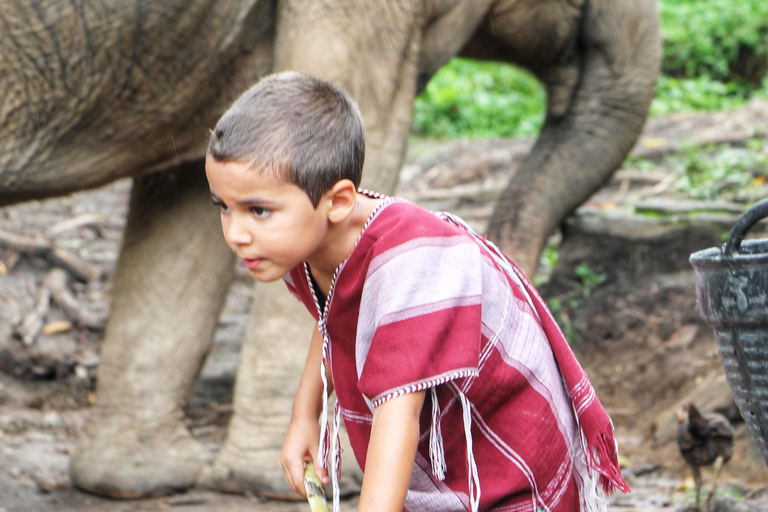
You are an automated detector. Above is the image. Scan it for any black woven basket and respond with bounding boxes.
[690,197,768,465]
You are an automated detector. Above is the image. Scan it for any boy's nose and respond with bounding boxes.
[226,218,253,246]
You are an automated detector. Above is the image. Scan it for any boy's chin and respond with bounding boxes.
[248,269,288,282]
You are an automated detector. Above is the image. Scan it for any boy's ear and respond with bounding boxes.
[325,179,357,224]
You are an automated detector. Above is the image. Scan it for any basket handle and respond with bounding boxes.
[723,197,768,256]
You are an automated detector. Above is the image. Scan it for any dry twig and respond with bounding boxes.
[13,269,107,345]
[0,228,102,282]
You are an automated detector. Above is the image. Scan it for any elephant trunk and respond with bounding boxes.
[486,0,661,277]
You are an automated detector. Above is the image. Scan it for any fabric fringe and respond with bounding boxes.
[573,422,608,512]
[580,406,630,495]
[331,401,342,512]
[317,329,331,469]
[429,387,447,481]
[458,392,481,512]
[572,405,630,512]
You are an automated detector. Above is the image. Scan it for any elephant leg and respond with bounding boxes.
[204,281,362,496]
[482,0,661,277]
[70,162,235,497]
[209,1,421,495]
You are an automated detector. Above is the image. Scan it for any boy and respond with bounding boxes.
[205,72,628,512]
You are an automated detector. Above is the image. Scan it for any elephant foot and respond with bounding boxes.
[202,414,362,499]
[70,411,212,498]
[201,441,292,498]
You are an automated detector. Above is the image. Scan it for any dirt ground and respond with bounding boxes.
[2,101,768,512]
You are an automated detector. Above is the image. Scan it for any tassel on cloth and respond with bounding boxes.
[458,392,480,512]
[429,387,447,481]
[317,327,331,470]
[331,400,342,512]
[574,400,629,495]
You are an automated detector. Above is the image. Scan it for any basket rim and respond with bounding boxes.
[691,238,768,269]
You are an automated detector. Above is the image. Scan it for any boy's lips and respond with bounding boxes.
[242,257,265,269]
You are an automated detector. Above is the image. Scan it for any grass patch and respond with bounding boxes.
[412,58,545,139]
[651,75,764,115]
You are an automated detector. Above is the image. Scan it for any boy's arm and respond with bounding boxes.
[359,390,426,512]
[281,323,333,494]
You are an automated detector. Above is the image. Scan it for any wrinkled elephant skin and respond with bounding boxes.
[0,0,660,498]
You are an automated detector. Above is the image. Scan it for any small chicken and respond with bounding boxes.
[676,403,735,510]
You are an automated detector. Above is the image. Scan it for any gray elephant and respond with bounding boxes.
[0,0,660,498]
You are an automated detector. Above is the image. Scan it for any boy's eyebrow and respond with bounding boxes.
[209,192,277,207]
[239,198,278,207]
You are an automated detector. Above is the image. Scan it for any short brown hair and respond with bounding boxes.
[208,72,365,207]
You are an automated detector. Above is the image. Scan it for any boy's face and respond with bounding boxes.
[205,155,329,282]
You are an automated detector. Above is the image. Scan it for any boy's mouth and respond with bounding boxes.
[242,257,265,270]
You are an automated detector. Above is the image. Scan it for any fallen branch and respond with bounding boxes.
[612,169,672,184]
[45,213,104,238]
[632,130,760,159]
[635,198,747,214]
[631,100,768,160]
[46,268,107,330]
[13,269,107,346]
[400,182,503,203]
[0,248,20,275]
[625,173,678,201]
[0,228,102,282]
[15,272,55,345]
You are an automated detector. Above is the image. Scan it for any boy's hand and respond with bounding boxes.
[281,415,330,496]
[283,323,332,496]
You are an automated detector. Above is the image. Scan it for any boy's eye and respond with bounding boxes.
[251,207,271,219]
[212,200,229,214]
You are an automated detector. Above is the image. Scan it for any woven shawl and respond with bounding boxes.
[283,193,628,512]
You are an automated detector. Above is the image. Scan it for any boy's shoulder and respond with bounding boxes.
[366,199,459,237]
[356,199,472,260]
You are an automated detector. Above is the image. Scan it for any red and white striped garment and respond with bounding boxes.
[284,194,628,512]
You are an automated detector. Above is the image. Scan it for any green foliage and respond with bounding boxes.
[574,263,607,298]
[412,58,545,138]
[540,243,560,271]
[546,298,576,344]
[623,155,658,171]
[533,242,561,287]
[651,75,759,115]
[660,0,768,81]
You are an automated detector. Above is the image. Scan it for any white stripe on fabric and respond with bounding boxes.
[379,296,482,328]
[406,451,470,512]
[356,236,482,379]
[365,235,464,277]
[340,407,372,424]
[475,255,577,455]
[539,458,573,509]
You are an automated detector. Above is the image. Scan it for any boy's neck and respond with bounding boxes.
[307,193,382,295]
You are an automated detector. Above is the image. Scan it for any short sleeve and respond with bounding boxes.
[356,234,483,406]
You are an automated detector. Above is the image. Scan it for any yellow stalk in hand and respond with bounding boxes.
[303,462,331,512]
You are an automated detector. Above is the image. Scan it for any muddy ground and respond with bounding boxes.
[2,101,768,512]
